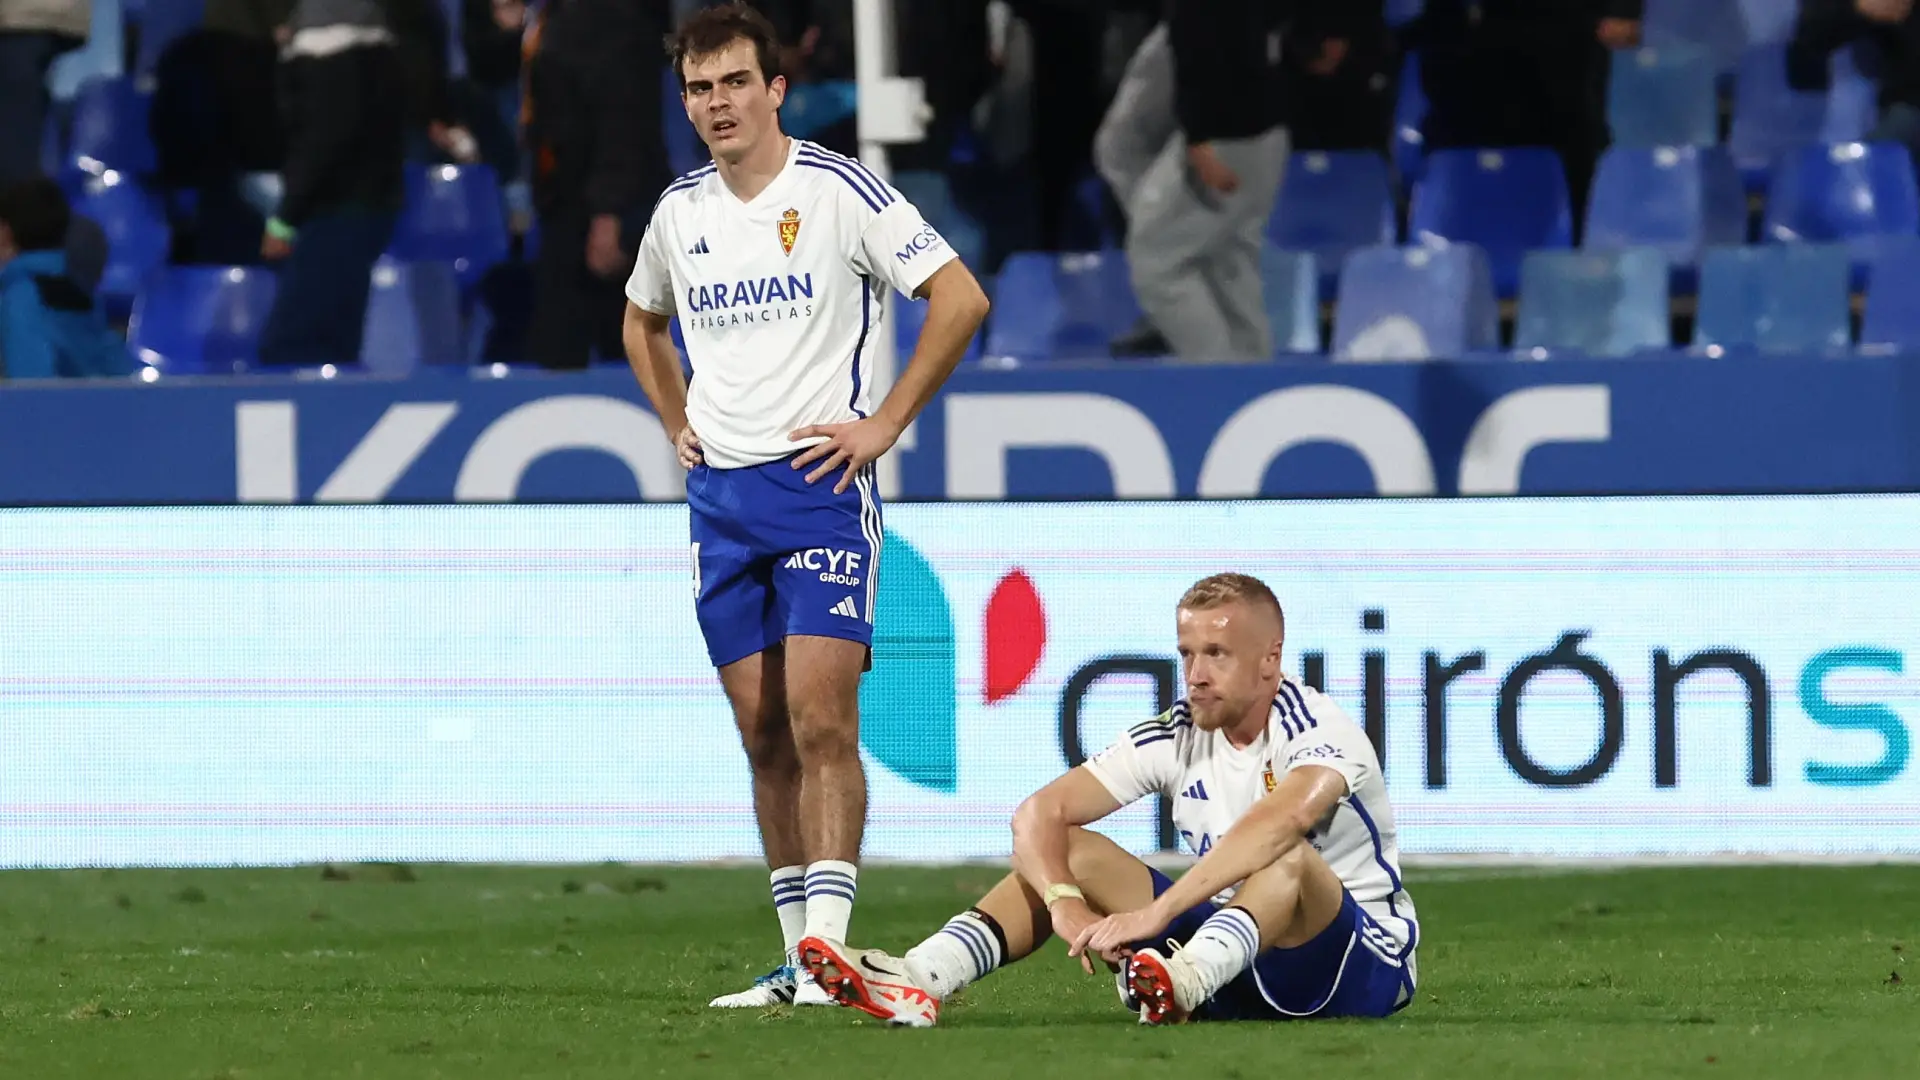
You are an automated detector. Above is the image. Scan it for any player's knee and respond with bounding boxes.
[738,720,798,776]
[787,707,859,765]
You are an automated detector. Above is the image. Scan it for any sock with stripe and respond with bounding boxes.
[770,866,808,967]
[802,860,859,943]
[905,908,1007,1000]
[1178,906,1262,1000]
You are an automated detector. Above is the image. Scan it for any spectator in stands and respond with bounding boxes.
[387,0,485,165]
[522,0,671,369]
[0,0,90,184]
[256,0,407,366]
[460,0,529,177]
[0,177,130,379]
[1407,0,1643,225]
[1102,0,1356,363]
[1789,0,1920,160]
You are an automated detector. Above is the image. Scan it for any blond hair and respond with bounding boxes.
[1177,572,1285,640]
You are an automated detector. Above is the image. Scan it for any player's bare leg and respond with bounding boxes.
[1128,841,1347,1024]
[709,645,823,1007]
[784,634,869,950]
[803,827,1155,1026]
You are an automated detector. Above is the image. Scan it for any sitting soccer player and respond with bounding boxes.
[798,573,1417,1027]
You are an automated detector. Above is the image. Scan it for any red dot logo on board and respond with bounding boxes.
[983,568,1046,704]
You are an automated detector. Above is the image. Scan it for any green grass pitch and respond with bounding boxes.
[0,863,1913,1078]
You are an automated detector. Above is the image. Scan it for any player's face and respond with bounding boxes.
[680,38,786,162]
[1175,601,1282,731]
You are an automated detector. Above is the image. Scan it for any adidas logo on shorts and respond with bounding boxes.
[830,596,860,618]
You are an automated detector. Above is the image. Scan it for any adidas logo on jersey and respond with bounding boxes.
[688,236,711,255]
[830,596,860,619]
[1180,780,1209,801]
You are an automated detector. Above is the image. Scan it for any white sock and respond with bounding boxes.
[770,866,808,967]
[802,860,858,942]
[905,910,1004,1000]
[1179,907,1261,999]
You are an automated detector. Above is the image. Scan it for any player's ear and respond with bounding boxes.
[768,73,787,109]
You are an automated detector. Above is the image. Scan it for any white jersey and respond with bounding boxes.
[625,138,957,469]
[1084,677,1419,972]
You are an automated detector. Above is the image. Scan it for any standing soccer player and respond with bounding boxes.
[623,3,991,1008]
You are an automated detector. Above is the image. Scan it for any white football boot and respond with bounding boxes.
[797,935,940,1028]
[708,964,799,1008]
[1126,946,1206,1025]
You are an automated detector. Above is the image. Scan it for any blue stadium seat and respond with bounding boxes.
[1262,246,1321,356]
[67,76,156,177]
[1584,145,1747,288]
[1730,44,1876,192]
[1409,148,1573,299]
[894,170,987,270]
[127,266,278,374]
[1268,151,1395,301]
[662,67,706,177]
[1332,245,1498,361]
[1394,53,1427,185]
[361,258,463,375]
[47,0,125,100]
[1515,248,1671,358]
[983,250,1142,363]
[70,174,171,320]
[387,164,511,287]
[1739,0,1796,46]
[1644,0,1747,73]
[1764,142,1920,286]
[1694,243,1852,354]
[1607,44,1719,148]
[895,295,983,366]
[1860,237,1920,353]
[1385,0,1423,27]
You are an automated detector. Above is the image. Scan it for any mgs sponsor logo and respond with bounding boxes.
[894,224,946,265]
[784,547,864,587]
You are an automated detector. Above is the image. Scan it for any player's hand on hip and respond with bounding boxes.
[674,425,704,469]
[788,416,901,493]
[1076,905,1172,965]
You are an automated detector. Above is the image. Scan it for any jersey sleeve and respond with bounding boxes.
[1081,710,1184,806]
[624,210,676,316]
[1278,688,1373,796]
[853,196,958,299]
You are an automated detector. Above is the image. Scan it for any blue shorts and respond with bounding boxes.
[686,455,882,669]
[1141,868,1415,1021]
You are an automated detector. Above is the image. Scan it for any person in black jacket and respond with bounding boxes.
[256,0,406,367]
[1407,0,1643,225]
[1788,0,1920,160]
[523,0,673,369]
[1110,0,1357,363]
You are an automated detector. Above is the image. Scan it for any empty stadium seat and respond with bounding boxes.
[1332,245,1498,361]
[1262,246,1321,356]
[1730,44,1876,191]
[1860,237,1920,353]
[127,266,278,374]
[1409,148,1573,299]
[1268,151,1396,301]
[1738,0,1797,46]
[1515,248,1671,358]
[361,258,463,375]
[47,0,125,100]
[387,164,511,286]
[67,76,156,177]
[70,174,171,319]
[1694,243,1852,354]
[1584,145,1747,288]
[1764,142,1920,285]
[983,250,1142,363]
[1644,0,1747,73]
[1607,44,1719,148]
[894,170,988,270]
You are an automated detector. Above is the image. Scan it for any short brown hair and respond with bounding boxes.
[1178,573,1285,638]
[666,2,783,88]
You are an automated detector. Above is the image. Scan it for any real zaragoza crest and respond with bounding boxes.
[778,208,801,255]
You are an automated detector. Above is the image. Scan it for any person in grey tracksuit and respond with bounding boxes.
[1096,0,1360,363]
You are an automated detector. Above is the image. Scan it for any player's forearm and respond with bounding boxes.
[1152,802,1306,916]
[1009,794,1079,896]
[872,269,989,434]
[622,305,690,436]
